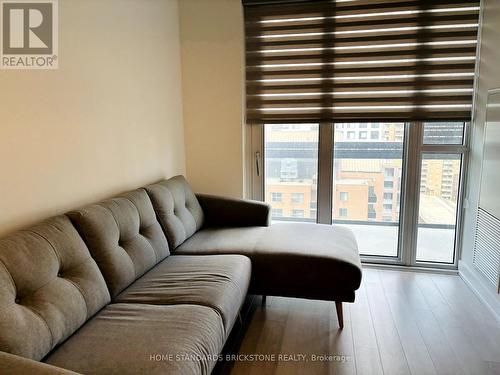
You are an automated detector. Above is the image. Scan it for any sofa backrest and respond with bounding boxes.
[67,189,169,298]
[0,216,110,361]
[145,175,204,249]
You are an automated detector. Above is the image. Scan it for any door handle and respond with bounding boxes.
[255,151,261,177]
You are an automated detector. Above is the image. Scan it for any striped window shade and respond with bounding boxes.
[243,0,480,123]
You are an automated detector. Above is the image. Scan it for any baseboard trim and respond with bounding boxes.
[363,263,459,275]
[459,260,500,324]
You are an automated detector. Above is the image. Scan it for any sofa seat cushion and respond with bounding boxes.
[175,227,267,255]
[0,351,81,375]
[114,255,251,335]
[177,223,362,302]
[45,303,225,375]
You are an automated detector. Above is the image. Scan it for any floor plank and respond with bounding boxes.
[380,272,437,375]
[221,269,500,375]
[349,281,384,375]
[329,303,357,375]
[275,299,331,375]
[364,270,411,375]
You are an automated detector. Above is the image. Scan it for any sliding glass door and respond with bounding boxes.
[257,122,467,268]
[415,123,467,265]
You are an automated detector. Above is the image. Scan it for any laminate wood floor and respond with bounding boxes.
[220,268,500,375]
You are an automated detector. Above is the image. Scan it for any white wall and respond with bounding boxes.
[0,0,186,236]
[179,0,246,198]
[460,0,500,317]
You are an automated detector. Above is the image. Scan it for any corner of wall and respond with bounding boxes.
[178,0,246,198]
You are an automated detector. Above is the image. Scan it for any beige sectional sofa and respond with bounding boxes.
[0,176,361,375]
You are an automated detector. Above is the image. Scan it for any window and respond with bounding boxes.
[291,193,304,203]
[271,208,283,218]
[264,124,318,222]
[416,154,462,263]
[384,168,395,178]
[333,123,404,257]
[256,122,468,266]
[245,0,479,268]
[271,192,282,202]
[368,186,377,203]
[368,205,377,219]
[423,123,465,145]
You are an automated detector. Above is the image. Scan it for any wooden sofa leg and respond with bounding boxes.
[335,301,344,329]
[262,295,267,307]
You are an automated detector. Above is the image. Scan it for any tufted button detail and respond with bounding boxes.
[57,272,62,278]
[14,298,20,304]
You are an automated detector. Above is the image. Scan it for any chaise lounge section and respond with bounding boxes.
[0,175,361,374]
[146,176,363,326]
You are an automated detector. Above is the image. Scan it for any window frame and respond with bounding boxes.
[248,121,469,270]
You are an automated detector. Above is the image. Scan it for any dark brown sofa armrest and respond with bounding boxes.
[196,194,271,227]
[0,352,81,375]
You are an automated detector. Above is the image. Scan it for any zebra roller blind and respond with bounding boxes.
[243,0,480,123]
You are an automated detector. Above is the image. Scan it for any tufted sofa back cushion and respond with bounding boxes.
[68,189,169,298]
[0,216,110,361]
[145,176,204,249]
